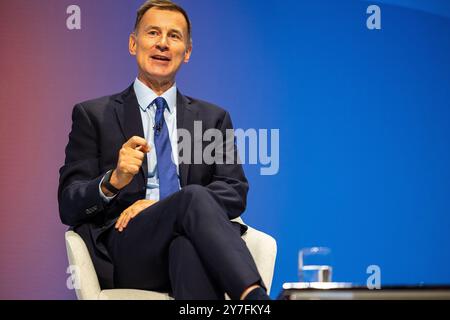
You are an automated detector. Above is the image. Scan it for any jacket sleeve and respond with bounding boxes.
[205,111,249,220]
[58,103,108,227]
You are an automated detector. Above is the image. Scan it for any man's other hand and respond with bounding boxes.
[115,199,158,232]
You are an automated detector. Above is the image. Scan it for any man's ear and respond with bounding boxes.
[129,33,137,56]
[184,44,192,63]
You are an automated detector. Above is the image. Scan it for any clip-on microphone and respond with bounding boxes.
[154,122,162,135]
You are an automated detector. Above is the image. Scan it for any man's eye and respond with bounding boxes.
[170,33,181,39]
[148,31,158,36]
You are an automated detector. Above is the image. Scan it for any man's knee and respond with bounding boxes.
[180,184,211,199]
[175,185,227,226]
[178,185,218,209]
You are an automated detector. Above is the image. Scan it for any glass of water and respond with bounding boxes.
[298,247,333,283]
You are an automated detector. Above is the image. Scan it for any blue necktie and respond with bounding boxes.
[153,97,180,200]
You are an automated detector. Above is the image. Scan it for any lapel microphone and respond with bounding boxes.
[154,122,162,135]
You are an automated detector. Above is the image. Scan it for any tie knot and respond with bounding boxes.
[153,97,167,112]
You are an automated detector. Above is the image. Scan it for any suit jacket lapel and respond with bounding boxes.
[113,86,194,190]
[177,90,195,187]
[113,85,148,184]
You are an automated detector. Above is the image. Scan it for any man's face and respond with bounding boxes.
[129,8,192,83]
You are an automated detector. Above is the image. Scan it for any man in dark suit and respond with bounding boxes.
[58,0,270,300]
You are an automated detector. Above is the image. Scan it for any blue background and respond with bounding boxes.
[178,0,450,296]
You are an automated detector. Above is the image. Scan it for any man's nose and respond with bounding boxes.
[156,34,169,51]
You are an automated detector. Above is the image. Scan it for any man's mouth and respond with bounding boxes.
[151,55,171,62]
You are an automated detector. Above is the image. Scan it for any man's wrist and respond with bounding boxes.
[109,170,122,190]
[100,184,116,198]
[102,170,121,195]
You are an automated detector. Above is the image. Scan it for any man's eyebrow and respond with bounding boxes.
[170,29,183,35]
[143,25,184,36]
[143,25,161,32]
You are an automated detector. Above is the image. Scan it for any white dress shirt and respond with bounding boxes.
[99,78,180,202]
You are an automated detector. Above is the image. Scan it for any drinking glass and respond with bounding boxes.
[298,247,333,283]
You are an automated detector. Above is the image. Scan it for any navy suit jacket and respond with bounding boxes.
[58,85,249,288]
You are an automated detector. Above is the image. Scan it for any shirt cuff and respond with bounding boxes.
[99,174,117,203]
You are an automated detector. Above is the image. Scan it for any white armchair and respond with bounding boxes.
[65,218,277,300]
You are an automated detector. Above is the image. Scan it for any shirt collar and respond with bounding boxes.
[133,78,177,114]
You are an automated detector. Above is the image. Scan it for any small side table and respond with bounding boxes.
[278,282,450,300]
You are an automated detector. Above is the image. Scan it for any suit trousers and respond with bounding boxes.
[103,184,262,300]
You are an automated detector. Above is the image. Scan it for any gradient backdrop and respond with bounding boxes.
[0,0,449,299]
